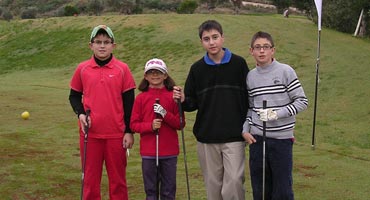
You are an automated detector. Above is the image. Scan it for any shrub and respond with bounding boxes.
[145,0,161,9]
[21,7,38,19]
[76,1,88,13]
[54,7,65,17]
[88,0,104,16]
[64,5,79,16]
[177,0,198,14]
[132,5,143,14]
[2,9,13,21]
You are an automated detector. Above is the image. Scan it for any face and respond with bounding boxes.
[250,38,275,67]
[200,29,224,56]
[89,34,116,60]
[144,69,168,88]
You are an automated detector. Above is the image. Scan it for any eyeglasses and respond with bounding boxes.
[146,70,164,75]
[92,40,113,46]
[253,45,273,51]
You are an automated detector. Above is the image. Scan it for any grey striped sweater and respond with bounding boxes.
[242,59,308,139]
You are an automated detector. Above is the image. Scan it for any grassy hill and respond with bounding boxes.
[1,14,369,199]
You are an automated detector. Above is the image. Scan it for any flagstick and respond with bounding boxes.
[312,29,321,150]
[312,0,322,150]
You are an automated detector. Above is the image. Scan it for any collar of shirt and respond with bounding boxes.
[93,54,113,68]
[204,48,231,66]
[256,58,276,73]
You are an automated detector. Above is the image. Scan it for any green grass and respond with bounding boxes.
[1,14,370,199]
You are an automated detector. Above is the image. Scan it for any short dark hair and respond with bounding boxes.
[198,20,223,39]
[137,75,176,92]
[250,31,274,48]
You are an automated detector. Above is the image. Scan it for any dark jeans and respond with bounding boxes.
[249,135,294,200]
[142,157,177,200]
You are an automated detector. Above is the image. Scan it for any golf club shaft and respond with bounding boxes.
[154,99,160,199]
[177,100,191,200]
[262,101,267,200]
[81,109,90,200]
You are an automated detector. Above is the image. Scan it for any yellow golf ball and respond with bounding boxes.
[21,111,30,120]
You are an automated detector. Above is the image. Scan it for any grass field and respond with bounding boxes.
[1,14,370,199]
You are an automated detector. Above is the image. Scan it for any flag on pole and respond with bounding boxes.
[314,0,322,30]
[311,0,322,149]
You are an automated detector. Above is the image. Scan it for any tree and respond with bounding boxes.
[21,7,37,19]
[291,0,314,19]
[354,0,370,36]
[2,9,13,21]
[321,0,370,35]
[88,0,104,16]
[120,0,134,14]
[290,0,370,36]
[64,5,79,16]
[271,0,291,14]
[177,0,197,14]
[230,0,242,14]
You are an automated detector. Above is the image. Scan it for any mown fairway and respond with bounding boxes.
[1,14,369,199]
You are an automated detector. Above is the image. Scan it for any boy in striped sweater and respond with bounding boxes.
[242,31,308,200]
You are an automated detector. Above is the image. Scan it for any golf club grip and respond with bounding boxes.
[84,109,91,135]
[262,100,267,129]
[155,98,161,119]
[177,100,183,125]
[86,109,90,121]
[154,99,160,135]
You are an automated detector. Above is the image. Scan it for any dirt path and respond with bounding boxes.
[242,1,276,9]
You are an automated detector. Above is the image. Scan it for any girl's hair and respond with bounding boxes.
[198,20,223,39]
[137,75,176,92]
[250,31,274,48]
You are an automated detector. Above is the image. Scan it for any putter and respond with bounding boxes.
[262,100,267,200]
[81,109,90,200]
[177,100,191,200]
[154,98,161,199]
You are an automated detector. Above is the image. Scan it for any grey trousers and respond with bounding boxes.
[197,141,246,200]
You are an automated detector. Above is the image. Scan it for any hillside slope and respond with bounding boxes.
[0,14,369,199]
[1,14,370,147]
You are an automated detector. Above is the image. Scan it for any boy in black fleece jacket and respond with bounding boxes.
[173,20,249,200]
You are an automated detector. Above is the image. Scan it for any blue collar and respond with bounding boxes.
[204,48,232,66]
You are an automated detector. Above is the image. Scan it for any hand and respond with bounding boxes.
[123,133,134,149]
[173,86,185,103]
[256,108,278,122]
[152,119,162,131]
[79,114,91,133]
[154,103,167,118]
[242,132,256,144]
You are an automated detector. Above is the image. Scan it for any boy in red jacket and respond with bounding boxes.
[69,25,136,199]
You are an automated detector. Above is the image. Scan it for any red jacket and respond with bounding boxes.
[131,87,185,157]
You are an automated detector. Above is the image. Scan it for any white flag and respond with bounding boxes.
[314,0,322,30]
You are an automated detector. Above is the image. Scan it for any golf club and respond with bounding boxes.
[81,109,90,200]
[177,100,191,200]
[154,98,161,199]
[262,100,267,200]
